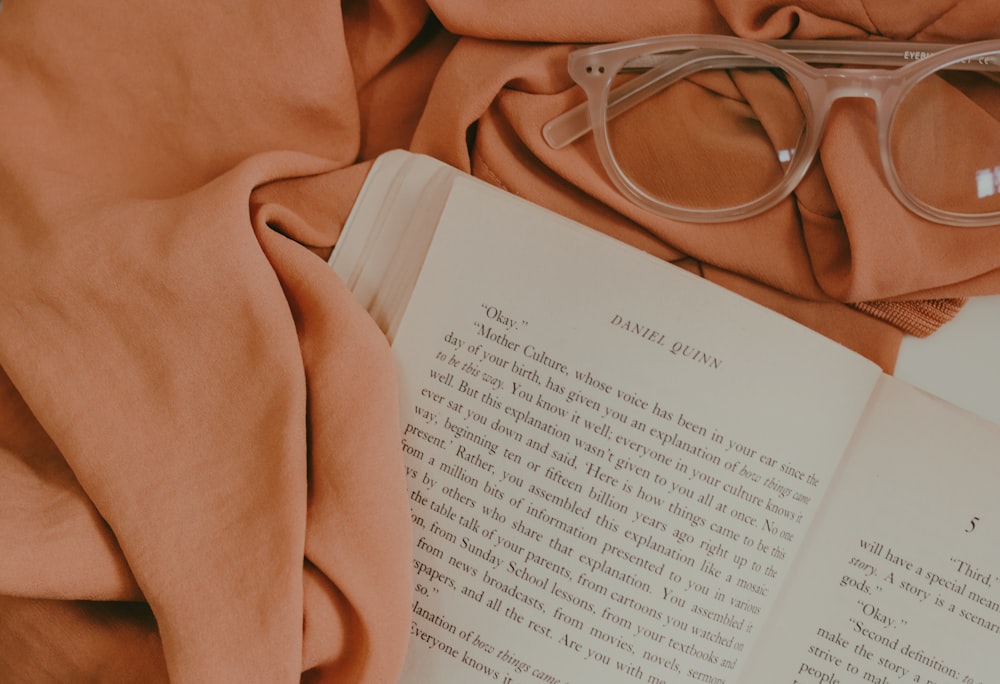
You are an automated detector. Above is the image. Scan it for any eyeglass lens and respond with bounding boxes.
[890,62,1000,215]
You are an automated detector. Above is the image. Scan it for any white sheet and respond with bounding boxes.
[895,295,1000,425]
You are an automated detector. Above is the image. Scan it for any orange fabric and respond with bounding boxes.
[0,2,421,681]
[1,0,998,681]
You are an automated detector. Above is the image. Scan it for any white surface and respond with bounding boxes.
[894,295,1000,426]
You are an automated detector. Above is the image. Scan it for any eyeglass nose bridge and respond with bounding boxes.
[791,68,904,187]
[810,67,901,107]
[801,68,908,151]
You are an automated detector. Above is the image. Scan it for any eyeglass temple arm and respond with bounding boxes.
[542,40,997,150]
[544,49,754,149]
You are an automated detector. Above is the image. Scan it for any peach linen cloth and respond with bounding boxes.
[0,0,998,682]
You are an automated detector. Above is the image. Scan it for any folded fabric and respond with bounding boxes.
[0,0,997,682]
[0,2,423,680]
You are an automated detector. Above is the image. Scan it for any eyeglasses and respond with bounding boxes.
[543,35,1000,226]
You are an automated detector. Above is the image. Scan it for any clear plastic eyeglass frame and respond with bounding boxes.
[543,35,1000,226]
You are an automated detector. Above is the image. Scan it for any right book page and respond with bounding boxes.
[740,375,1000,684]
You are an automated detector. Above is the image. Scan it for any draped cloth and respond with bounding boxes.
[0,1,997,681]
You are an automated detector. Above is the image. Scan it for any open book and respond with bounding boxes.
[330,150,1000,684]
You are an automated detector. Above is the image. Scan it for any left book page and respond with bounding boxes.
[332,153,882,683]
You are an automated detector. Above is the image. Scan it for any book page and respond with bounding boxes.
[740,375,1000,684]
[390,175,883,683]
[330,151,463,339]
